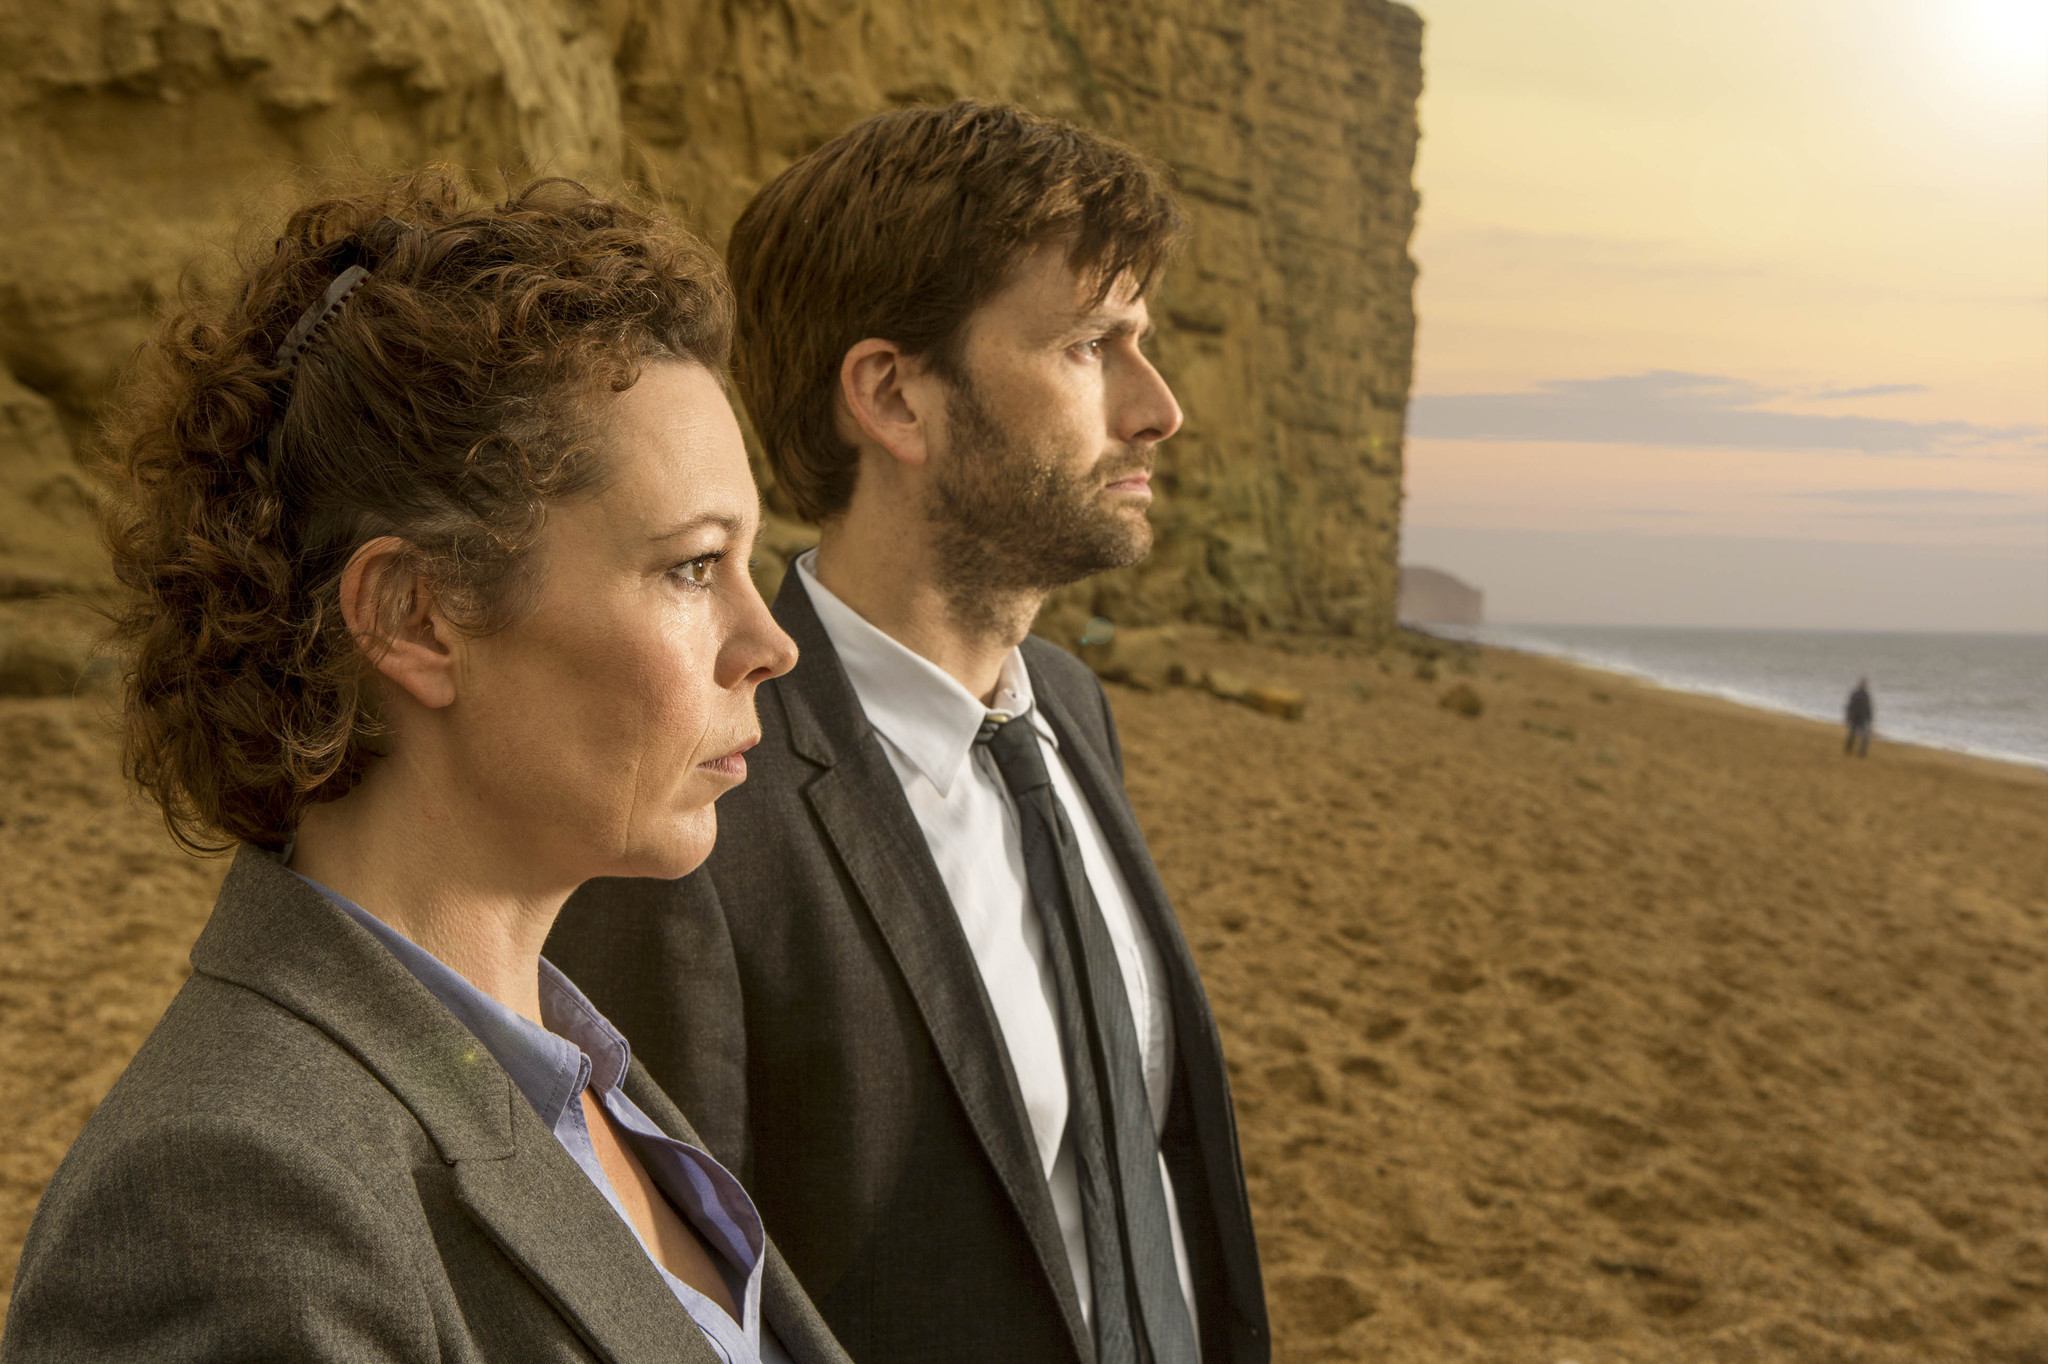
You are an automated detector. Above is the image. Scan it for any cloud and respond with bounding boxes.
[1600,507,1703,516]
[1820,508,2048,530]
[1422,228,1768,282]
[1782,488,2026,504]
[1779,489,2046,534]
[1803,383,1928,402]
[1407,370,2045,455]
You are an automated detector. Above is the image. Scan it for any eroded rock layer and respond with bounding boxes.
[0,0,1420,636]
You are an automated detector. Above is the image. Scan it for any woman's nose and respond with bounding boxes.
[722,571,798,689]
[754,616,799,684]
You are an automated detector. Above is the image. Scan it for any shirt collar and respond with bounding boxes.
[795,548,1052,797]
[289,871,629,1129]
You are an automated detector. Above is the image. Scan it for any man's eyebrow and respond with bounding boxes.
[646,511,747,542]
[1064,313,1153,342]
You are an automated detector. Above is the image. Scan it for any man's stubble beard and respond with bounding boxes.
[925,373,1153,636]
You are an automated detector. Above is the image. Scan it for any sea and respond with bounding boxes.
[1421,625,2048,771]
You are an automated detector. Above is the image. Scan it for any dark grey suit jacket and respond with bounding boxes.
[2,845,849,1364]
[549,574,1268,1364]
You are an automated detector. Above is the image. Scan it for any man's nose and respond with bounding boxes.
[1116,353,1183,446]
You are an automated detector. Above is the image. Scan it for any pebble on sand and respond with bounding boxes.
[1438,683,1484,718]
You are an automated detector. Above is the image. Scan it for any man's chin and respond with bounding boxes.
[1087,512,1154,572]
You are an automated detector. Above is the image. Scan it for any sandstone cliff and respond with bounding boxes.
[0,0,1421,648]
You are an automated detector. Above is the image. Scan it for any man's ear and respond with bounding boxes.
[835,338,943,469]
[337,537,459,710]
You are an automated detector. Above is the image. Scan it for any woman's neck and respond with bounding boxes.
[287,754,571,1025]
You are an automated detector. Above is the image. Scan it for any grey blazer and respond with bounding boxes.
[549,574,1268,1364]
[2,846,850,1364]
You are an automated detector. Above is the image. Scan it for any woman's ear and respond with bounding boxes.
[337,537,458,710]
[834,338,941,469]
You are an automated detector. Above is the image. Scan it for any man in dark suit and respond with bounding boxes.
[551,101,1267,1364]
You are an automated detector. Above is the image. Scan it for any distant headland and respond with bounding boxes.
[1398,564,1484,625]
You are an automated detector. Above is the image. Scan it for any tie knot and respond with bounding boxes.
[978,711,1053,796]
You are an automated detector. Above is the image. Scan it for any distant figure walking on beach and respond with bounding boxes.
[1845,678,1874,757]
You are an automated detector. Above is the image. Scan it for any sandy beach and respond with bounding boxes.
[3,636,2044,1360]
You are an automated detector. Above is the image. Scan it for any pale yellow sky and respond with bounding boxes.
[1398,0,2048,628]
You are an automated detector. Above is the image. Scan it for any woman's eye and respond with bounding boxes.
[670,552,725,589]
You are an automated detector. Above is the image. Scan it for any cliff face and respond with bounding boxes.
[0,0,1421,636]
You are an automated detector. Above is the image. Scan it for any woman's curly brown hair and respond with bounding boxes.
[104,168,734,854]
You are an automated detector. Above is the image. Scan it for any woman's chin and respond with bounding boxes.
[606,807,719,883]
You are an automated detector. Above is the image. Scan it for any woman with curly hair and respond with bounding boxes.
[0,170,844,1364]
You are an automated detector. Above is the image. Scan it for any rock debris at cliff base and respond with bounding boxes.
[4,641,2045,1361]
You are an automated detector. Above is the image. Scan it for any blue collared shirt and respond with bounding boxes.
[294,873,790,1364]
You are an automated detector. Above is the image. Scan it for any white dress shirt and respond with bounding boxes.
[794,551,1197,1332]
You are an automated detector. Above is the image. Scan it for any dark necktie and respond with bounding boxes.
[977,713,1199,1364]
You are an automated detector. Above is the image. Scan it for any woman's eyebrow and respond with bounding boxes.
[646,511,746,543]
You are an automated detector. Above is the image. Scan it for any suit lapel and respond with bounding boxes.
[1030,672,1271,1357]
[769,575,1091,1354]
[194,848,718,1364]
[1028,684,1233,1123]
[1027,680,1205,1014]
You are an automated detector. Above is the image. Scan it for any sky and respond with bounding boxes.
[1396,0,2048,630]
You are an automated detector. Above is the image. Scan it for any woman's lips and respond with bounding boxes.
[699,737,758,781]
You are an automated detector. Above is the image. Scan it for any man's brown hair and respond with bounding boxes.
[726,100,1185,523]
[104,168,732,853]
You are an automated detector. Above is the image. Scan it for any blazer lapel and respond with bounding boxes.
[452,1154,723,1364]
[622,1066,852,1364]
[193,848,719,1364]
[768,575,1090,1353]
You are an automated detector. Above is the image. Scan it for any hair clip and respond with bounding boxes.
[273,264,371,371]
